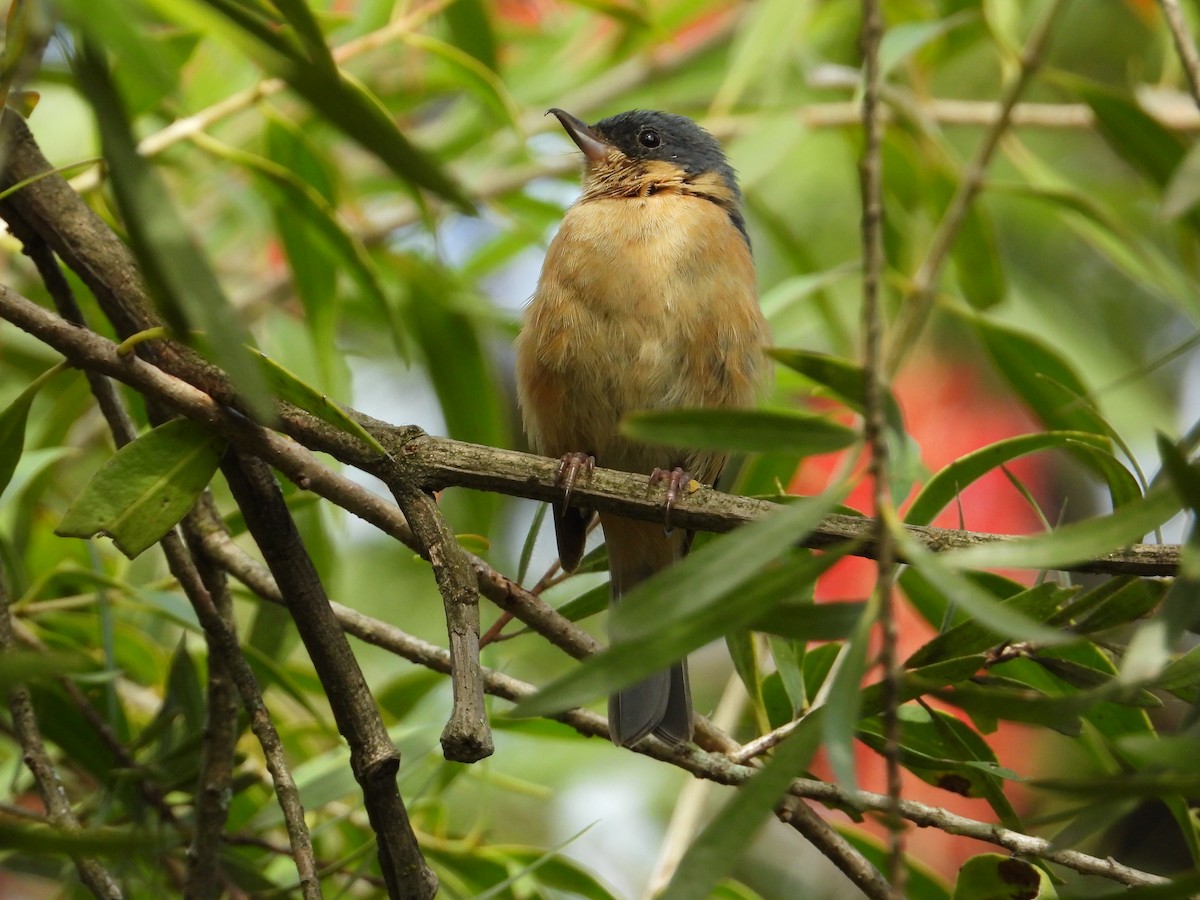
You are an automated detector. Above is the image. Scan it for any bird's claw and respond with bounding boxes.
[556,451,595,510]
[650,466,693,534]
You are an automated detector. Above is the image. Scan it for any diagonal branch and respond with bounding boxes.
[389,484,492,762]
[0,281,1181,578]
[884,0,1072,374]
[0,580,124,899]
[197,531,1170,891]
[220,452,439,899]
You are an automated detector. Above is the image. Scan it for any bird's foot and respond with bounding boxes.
[555,451,595,510]
[649,466,696,534]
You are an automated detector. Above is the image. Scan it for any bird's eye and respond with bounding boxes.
[638,129,661,149]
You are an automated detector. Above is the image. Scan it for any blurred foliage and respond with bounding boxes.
[1,0,1200,897]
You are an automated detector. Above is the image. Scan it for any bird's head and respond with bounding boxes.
[547,108,746,240]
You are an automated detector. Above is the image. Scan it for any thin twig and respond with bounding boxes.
[199,540,1169,890]
[220,452,438,899]
[884,0,1072,375]
[1160,0,1200,110]
[158,529,323,900]
[0,580,124,899]
[390,484,493,763]
[0,281,1183,578]
[858,1,904,894]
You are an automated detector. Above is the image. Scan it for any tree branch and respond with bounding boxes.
[0,579,124,899]
[220,451,438,899]
[0,283,1180,578]
[197,533,1170,890]
[389,484,492,762]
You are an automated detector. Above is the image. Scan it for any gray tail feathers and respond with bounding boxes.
[600,513,694,747]
[609,660,692,747]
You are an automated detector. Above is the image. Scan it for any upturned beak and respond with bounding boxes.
[546,108,610,164]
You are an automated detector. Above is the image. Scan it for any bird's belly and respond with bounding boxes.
[516,195,767,476]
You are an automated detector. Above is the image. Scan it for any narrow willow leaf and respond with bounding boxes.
[514,492,845,717]
[621,408,857,456]
[905,583,1069,668]
[769,348,905,435]
[822,602,873,792]
[879,11,976,77]
[951,854,1054,900]
[57,419,227,559]
[199,129,395,356]
[750,600,866,642]
[1073,79,1188,190]
[402,33,521,130]
[952,197,1007,310]
[659,722,822,900]
[899,527,1073,643]
[969,314,1106,436]
[905,431,1138,526]
[144,0,472,210]
[0,361,68,499]
[443,0,498,72]
[252,350,388,457]
[936,484,1179,573]
[73,44,273,420]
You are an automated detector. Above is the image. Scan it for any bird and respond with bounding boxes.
[515,108,769,747]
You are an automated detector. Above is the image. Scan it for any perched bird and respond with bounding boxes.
[515,108,769,746]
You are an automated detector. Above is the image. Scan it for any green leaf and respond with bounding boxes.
[897,529,1073,644]
[0,361,68,500]
[73,43,274,420]
[403,32,520,130]
[444,0,499,72]
[57,418,227,559]
[513,492,846,717]
[143,0,472,211]
[621,408,858,456]
[879,11,977,77]
[1073,79,1188,191]
[951,854,1056,899]
[750,600,866,642]
[769,348,906,435]
[969,315,1105,435]
[837,828,952,900]
[659,722,822,900]
[822,602,873,792]
[952,197,1007,310]
[252,350,388,457]
[905,431,1139,526]
[905,583,1070,668]
[935,484,1179,573]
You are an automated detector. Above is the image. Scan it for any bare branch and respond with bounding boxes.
[885,0,1071,374]
[390,484,493,763]
[0,580,124,899]
[0,282,1181,578]
[201,535,1170,890]
[857,0,905,892]
[220,452,438,899]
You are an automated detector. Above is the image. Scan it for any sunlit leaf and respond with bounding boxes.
[660,722,822,900]
[622,408,858,456]
[951,854,1055,900]
[57,418,227,559]
[0,361,68,500]
[252,350,388,457]
[73,42,274,420]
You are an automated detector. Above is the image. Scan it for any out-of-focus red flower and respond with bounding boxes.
[792,353,1050,878]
